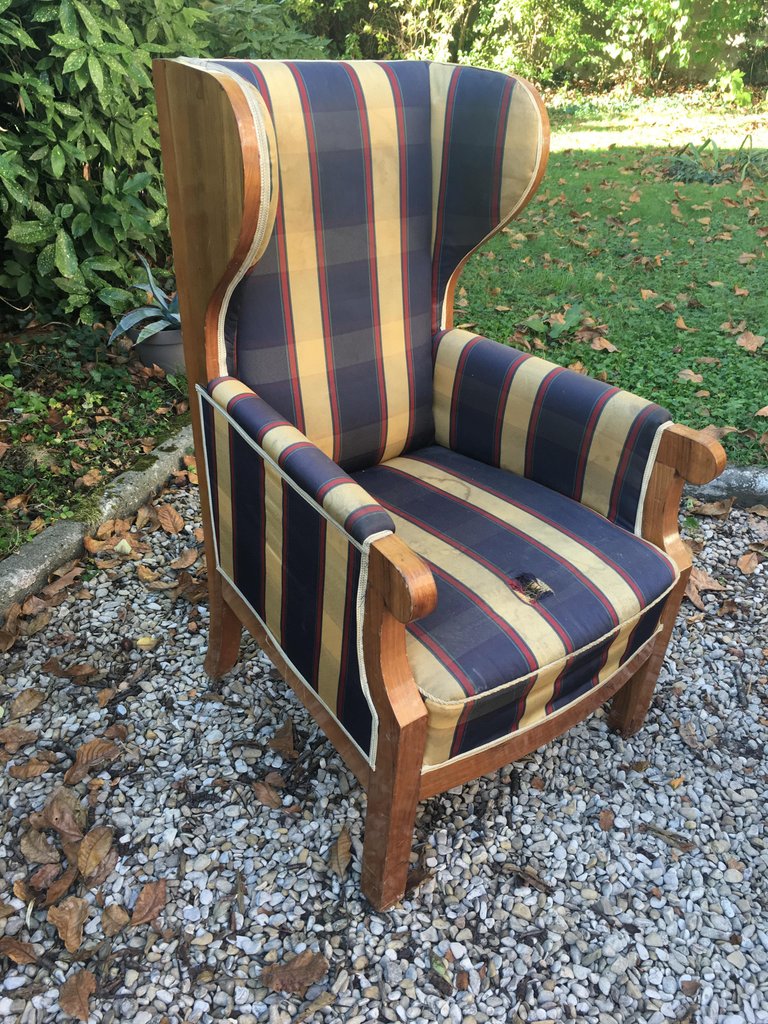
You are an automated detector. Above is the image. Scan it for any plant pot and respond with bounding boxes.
[133,327,186,375]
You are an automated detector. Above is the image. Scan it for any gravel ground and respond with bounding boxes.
[1,475,767,1024]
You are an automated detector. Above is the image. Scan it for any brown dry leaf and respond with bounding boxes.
[31,788,86,842]
[736,330,765,352]
[679,720,704,750]
[293,992,335,1023]
[0,902,16,921]
[675,316,698,332]
[261,950,330,999]
[44,864,79,907]
[42,565,84,597]
[699,424,739,444]
[59,969,96,1022]
[9,688,46,719]
[690,498,733,519]
[101,903,130,937]
[84,848,118,888]
[64,738,120,785]
[48,896,89,953]
[598,809,615,832]
[268,721,298,760]
[737,552,761,575]
[264,770,285,789]
[0,726,38,753]
[42,658,98,682]
[136,564,158,583]
[747,504,768,517]
[131,879,166,926]
[640,289,657,300]
[21,828,61,865]
[9,757,51,780]
[590,337,618,352]
[169,547,199,570]
[253,781,282,809]
[97,689,116,708]
[738,252,757,264]
[669,775,685,789]
[328,826,352,880]
[685,567,726,610]
[30,863,61,891]
[0,936,37,965]
[157,504,184,535]
[678,369,704,383]
[756,407,768,418]
[78,827,113,879]
[135,635,159,650]
[681,979,700,997]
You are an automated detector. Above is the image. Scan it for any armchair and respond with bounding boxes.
[153,58,726,909]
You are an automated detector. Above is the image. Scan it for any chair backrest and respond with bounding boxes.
[181,59,548,471]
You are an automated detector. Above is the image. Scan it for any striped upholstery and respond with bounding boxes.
[192,59,546,472]
[354,447,678,767]
[433,329,672,533]
[200,378,395,759]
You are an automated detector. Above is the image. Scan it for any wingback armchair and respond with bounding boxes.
[153,58,725,909]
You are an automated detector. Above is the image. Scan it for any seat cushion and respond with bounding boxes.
[353,446,678,767]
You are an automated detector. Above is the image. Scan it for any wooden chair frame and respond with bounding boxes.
[154,59,726,910]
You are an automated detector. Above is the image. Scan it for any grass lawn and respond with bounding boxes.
[458,94,768,467]
[0,326,188,558]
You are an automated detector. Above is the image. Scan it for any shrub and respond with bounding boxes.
[0,0,324,325]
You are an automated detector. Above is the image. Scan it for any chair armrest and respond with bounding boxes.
[655,423,726,485]
[433,328,673,533]
[203,376,394,544]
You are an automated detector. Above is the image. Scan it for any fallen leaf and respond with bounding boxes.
[169,547,199,570]
[685,566,726,610]
[430,953,454,995]
[137,564,159,583]
[293,992,335,1023]
[59,969,96,1022]
[669,775,685,789]
[44,864,79,907]
[0,937,37,965]
[113,538,132,555]
[736,330,765,352]
[261,950,330,998]
[157,504,184,535]
[42,658,98,682]
[590,337,618,352]
[734,286,749,296]
[269,721,298,760]
[30,788,86,841]
[9,688,46,719]
[101,903,130,937]
[64,739,120,785]
[9,757,51,779]
[598,809,615,831]
[640,289,657,300]
[707,281,724,288]
[690,498,733,519]
[21,829,60,865]
[78,827,114,879]
[737,252,757,264]
[503,863,553,893]
[679,720,704,750]
[97,689,116,708]
[264,771,285,788]
[737,552,760,574]
[253,781,282,809]
[48,897,89,953]
[678,369,704,383]
[131,879,166,926]
[135,636,159,651]
[747,504,768,517]
[681,979,700,996]
[755,407,768,418]
[675,316,698,332]
[0,726,38,753]
[30,863,61,891]
[328,826,352,880]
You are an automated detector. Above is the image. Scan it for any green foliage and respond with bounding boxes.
[0,0,324,325]
[666,136,768,184]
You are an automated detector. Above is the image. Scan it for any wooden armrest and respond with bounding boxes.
[368,535,437,624]
[657,423,727,485]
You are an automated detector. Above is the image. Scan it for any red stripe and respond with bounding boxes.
[341,64,388,463]
[247,64,304,433]
[431,67,462,333]
[380,62,418,449]
[492,350,532,462]
[490,78,514,224]
[408,619,477,695]
[608,404,656,523]
[287,64,342,457]
[523,366,564,478]
[449,334,482,449]
[572,386,620,501]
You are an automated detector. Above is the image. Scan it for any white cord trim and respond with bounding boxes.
[634,419,673,536]
[355,530,393,770]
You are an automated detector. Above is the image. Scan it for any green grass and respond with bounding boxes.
[457,141,768,466]
[0,326,188,558]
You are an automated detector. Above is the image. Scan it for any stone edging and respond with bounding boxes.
[0,440,765,622]
[0,424,193,621]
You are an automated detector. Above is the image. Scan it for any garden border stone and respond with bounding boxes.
[0,424,193,621]
[0,445,765,623]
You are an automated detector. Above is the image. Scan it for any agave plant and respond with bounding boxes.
[109,255,181,345]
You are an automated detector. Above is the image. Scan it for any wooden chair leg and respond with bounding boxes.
[204,572,242,679]
[361,725,423,911]
[609,573,688,737]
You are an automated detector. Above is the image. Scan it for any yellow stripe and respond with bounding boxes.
[422,696,463,767]
[317,525,350,709]
[389,456,641,618]
[580,392,649,521]
[429,63,456,255]
[262,461,284,639]
[257,62,335,458]
[432,329,472,448]
[349,62,412,463]
[499,81,544,218]
[497,356,557,477]
[212,408,234,579]
[210,378,255,410]
[322,481,379,534]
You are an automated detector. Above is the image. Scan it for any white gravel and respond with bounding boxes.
[1,476,766,1024]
